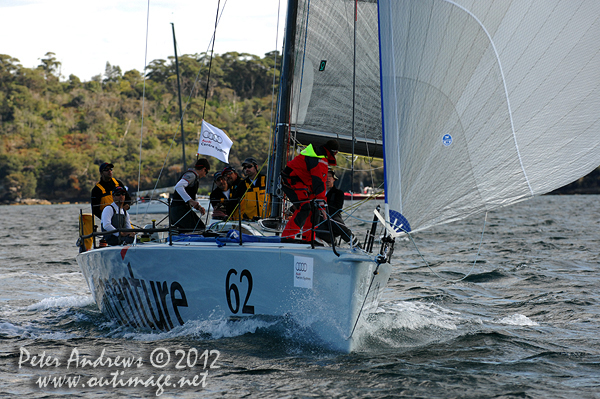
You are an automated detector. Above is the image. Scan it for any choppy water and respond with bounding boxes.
[1,196,599,398]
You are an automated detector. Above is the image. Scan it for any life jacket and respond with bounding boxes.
[102,204,128,234]
[172,169,200,205]
[96,178,121,214]
[239,174,269,220]
[282,144,329,200]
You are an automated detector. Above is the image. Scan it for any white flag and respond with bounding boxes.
[197,120,233,163]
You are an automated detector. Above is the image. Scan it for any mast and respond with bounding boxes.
[351,0,357,197]
[171,23,186,171]
[268,0,299,218]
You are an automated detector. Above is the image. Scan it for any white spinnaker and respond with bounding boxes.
[379,0,600,232]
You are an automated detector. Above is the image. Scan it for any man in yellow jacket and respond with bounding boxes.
[239,157,268,220]
[91,162,127,219]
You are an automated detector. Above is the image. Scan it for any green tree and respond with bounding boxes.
[104,62,122,83]
[38,52,61,78]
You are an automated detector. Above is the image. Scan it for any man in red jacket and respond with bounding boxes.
[280,140,338,241]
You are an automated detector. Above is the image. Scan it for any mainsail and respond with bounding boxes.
[290,0,382,157]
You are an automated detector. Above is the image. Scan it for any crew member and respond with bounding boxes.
[170,158,210,232]
[222,166,245,219]
[209,171,231,220]
[91,162,126,219]
[316,169,360,247]
[239,157,268,220]
[280,140,338,241]
[101,186,135,246]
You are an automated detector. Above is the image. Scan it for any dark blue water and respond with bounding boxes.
[1,196,599,398]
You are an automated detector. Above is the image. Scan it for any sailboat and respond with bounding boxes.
[77,0,600,352]
[128,186,210,215]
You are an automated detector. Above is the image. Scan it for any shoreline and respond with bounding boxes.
[5,199,87,206]
[3,191,600,207]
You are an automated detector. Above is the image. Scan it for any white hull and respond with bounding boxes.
[76,241,391,352]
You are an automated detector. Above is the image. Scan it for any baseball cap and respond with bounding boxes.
[242,157,258,167]
[112,186,127,196]
[195,158,210,171]
[222,166,236,175]
[328,168,338,180]
[99,162,114,172]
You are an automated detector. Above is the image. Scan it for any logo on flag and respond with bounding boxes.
[197,120,233,163]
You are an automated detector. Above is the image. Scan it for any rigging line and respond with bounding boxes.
[217,158,271,226]
[317,208,356,244]
[201,0,222,121]
[183,0,228,121]
[340,182,385,212]
[343,196,378,214]
[135,0,151,224]
[172,23,186,171]
[348,263,379,340]
[408,211,488,283]
[267,0,282,175]
[141,0,228,212]
[336,165,384,172]
[172,1,227,139]
[172,208,198,227]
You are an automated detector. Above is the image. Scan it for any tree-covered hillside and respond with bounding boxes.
[0,52,596,204]
[0,51,287,203]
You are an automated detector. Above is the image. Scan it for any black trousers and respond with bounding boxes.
[315,213,353,243]
[170,203,206,232]
[105,234,134,246]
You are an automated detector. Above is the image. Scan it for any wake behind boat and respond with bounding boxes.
[77,0,600,352]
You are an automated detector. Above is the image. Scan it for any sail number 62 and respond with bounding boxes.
[225,269,255,315]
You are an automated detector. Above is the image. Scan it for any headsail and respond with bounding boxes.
[379,0,600,232]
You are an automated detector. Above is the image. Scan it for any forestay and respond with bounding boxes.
[379,0,600,232]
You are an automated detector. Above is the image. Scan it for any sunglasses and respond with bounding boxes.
[113,193,125,196]
[242,165,254,170]
[103,168,113,172]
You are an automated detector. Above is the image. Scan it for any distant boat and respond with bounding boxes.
[344,188,384,201]
[129,187,210,215]
[78,0,600,352]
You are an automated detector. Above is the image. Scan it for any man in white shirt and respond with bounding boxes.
[101,186,135,245]
[170,158,210,232]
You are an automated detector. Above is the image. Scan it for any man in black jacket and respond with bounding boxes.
[317,169,360,247]
[170,158,210,232]
[222,166,245,220]
[209,171,232,220]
